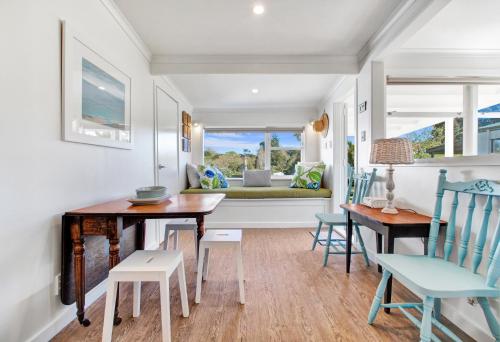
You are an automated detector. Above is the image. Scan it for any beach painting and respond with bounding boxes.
[62,21,132,149]
[82,58,126,130]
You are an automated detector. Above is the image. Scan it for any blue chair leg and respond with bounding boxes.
[312,220,323,251]
[322,224,333,267]
[433,298,441,321]
[368,269,391,324]
[477,297,500,341]
[354,224,370,267]
[420,296,434,342]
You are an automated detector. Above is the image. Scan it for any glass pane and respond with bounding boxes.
[386,84,464,159]
[271,150,301,176]
[478,85,500,155]
[270,131,302,148]
[398,121,445,159]
[346,102,356,167]
[387,85,462,112]
[204,131,265,178]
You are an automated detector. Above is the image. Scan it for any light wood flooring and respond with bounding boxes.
[53,229,473,341]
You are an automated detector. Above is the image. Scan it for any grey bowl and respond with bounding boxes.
[136,186,167,199]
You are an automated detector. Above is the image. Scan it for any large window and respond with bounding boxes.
[386,82,500,160]
[204,129,304,178]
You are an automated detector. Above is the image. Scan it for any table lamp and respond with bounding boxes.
[370,138,414,214]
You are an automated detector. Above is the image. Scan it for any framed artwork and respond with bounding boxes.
[62,21,132,149]
[181,111,192,152]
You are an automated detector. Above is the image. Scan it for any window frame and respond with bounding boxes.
[385,79,500,166]
[203,127,305,179]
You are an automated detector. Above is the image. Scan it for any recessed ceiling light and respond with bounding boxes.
[253,4,265,15]
[251,88,259,94]
[98,86,106,90]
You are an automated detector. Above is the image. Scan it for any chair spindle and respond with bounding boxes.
[444,192,459,261]
[427,170,447,258]
[472,196,493,273]
[458,194,476,267]
[488,212,500,268]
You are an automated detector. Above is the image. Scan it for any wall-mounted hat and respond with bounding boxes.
[313,112,329,138]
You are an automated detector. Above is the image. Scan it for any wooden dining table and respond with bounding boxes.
[61,193,225,327]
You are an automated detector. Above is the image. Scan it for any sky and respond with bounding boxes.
[205,131,301,154]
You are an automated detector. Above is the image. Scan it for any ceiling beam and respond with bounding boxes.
[357,0,452,68]
[150,55,359,74]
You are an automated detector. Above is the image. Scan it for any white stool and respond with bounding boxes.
[102,250,189,342]
[164,218,198,259]
[195,229,245,304]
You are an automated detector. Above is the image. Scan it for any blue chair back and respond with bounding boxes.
[428,169,500,287]
[344,166,377,206]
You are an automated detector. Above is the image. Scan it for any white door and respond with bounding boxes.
[155,85,179,195]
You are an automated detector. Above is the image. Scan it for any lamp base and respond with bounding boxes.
[381,207,399,215]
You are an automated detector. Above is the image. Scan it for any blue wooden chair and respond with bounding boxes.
[311,167,377,266]
[368,169,500,342]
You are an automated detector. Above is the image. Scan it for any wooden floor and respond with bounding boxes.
[54,229,473,342]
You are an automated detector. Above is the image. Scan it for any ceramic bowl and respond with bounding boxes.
[136,186,167,199]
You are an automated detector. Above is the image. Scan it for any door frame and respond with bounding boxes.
[153,82,180,244]
[153,82,180,187]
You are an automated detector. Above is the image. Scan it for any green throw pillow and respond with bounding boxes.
[197,165,229,189]
[290,162,325,190]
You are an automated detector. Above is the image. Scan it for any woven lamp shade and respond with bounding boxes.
[370,138,414,165]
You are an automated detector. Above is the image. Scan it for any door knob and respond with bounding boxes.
[158,164,166,169]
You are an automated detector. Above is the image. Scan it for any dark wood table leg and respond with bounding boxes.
[70,217,91,327]
[108,217,123,326]
[196,215,205,263]
[136,219,146,250]
[346,211,353,273]
[423,237,429,256]
[376,233,383,273]
[383,231,395,314]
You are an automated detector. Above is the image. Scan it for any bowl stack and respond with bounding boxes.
[128,186,170,205]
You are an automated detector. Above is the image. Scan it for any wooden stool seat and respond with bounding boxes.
[102,250,189,342]
[195,229,245,304]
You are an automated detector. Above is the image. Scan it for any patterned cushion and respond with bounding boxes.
[197,165,229,189]
[290,162,325,190]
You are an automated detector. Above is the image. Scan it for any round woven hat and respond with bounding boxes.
[313,112,329,138]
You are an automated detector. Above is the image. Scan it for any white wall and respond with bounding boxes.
[317,76,357,212]
[0,1,191,340]
[191,108,320,169]
[356,62,499,341]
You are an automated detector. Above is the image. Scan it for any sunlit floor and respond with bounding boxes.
[54,229,472,341]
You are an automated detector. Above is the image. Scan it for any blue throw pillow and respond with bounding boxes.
[215,167,229,188]
[197,165,230,189]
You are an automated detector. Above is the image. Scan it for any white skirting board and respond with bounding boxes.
[204,198,332,229]
[28,241,160,342]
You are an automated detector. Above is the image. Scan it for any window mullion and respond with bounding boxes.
[265,132,271,170]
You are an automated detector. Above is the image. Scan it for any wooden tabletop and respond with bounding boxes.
[66,193,226,216]
[340,204,445,225]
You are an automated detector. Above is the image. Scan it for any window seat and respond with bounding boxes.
[180,186,332,199]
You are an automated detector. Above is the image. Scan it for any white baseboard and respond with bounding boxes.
[206,221,317,228]
[29,280,108,342]
[28,241,159,342]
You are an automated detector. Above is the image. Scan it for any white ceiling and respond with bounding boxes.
[167,74,342,109]
[114,0,400,56]
[402,0,500,51]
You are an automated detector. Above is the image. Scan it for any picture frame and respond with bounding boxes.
[181,111,192,152]
[62,21,133,149]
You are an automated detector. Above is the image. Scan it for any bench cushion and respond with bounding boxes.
[180,186,332,199]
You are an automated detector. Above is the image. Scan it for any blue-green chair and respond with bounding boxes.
[311,167,377,266]
[368,169,500,342]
